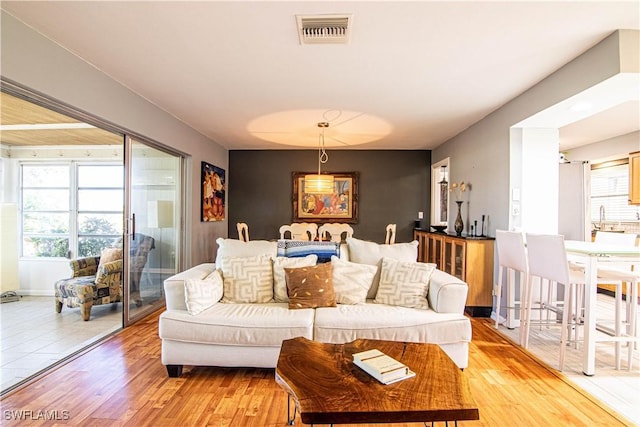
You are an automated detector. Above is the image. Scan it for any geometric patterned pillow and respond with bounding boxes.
[330,256,377,304]
[273,255,318,303]
[220,254,273,303]
[184,269,224,315]
[374,257,436,309]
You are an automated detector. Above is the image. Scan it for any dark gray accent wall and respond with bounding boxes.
[228,150,431,243]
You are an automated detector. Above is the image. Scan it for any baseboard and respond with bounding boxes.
[465,306,492,317]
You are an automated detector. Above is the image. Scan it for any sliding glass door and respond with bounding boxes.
[125,137,183,325]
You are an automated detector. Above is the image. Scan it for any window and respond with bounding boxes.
[22,164,70,257]
[21,162,124,258]
[590,160,639,223]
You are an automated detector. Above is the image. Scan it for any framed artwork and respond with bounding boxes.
[201,161,225,222]
[292,172,358,223]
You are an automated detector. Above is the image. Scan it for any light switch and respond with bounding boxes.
[418,211,424,219]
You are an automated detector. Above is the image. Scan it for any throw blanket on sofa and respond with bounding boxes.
[277,239,340,263]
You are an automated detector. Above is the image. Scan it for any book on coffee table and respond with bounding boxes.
[353,349,416,384]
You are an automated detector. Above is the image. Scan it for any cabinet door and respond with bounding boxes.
[630,151,640,205]
[427,234,444,268]
[443,238,466,279]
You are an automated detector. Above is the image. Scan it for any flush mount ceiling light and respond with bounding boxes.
[296,14,352,44]
[304,122,334,194]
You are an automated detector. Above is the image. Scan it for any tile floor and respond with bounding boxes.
[496,293,640,426]
[0,296,122,393]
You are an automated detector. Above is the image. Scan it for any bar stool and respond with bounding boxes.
[524,233,586,370]
[494,230,529,346]
[570,231,638,369]
[595,267,639,370]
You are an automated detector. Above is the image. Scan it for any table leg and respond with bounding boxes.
[287,393,297,425]
[582,256,597,376]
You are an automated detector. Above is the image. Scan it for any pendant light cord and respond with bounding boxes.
[317,122,329,174]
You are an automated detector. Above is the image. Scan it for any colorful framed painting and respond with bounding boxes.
[201,161,225,222]
[292,172,358,223]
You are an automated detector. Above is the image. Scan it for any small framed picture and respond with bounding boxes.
[201,161,225,222]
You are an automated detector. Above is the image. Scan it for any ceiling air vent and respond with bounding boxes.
[296,14,352,44]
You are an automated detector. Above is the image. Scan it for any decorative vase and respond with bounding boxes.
[454,201,464,236]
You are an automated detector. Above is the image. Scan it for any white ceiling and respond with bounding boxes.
[2,1,639,151]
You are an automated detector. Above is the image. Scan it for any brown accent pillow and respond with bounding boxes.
[284,262,336,309]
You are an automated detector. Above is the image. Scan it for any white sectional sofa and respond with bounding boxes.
[159,237,471,377]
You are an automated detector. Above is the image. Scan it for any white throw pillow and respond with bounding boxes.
[184,269,223,315]
[331,256,377,304]
[214,238,277,266]
[345,237,419,298]
[374,257,436,309]
[220,254,273,303]
[273,255,318,302]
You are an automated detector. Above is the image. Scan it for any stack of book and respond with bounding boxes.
[352,349,415,384]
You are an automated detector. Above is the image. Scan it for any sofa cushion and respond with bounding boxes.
[285,263,336,309]
[273,255,318,303]
[331,256,376,304]
[314,303,472,345]
[277,239,340,263]
[345,237,419,298]
[374,258,436,309]
[159,303,314,347]
[184,269,224,315]
[221,254,273,303]
[215,238,277,266]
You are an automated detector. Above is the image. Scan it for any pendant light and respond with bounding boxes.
[304,122,334,194]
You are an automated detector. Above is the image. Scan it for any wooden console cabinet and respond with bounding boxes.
[414,230,494,317]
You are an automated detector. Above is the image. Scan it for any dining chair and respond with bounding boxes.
[279,223,318,241]
[236,222,249,242]
[524,233,586,370]
[494,230,528,345]
[318,223,354,243]
[384,224,396,244]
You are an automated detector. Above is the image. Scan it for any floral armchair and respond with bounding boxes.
[54,251,123,321]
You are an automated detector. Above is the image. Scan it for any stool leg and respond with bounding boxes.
[628,279,638,371]
[615,281,623,370]
[495,267,503,329]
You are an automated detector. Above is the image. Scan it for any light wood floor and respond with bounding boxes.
[0,310,633,426]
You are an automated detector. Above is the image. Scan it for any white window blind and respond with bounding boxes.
[590,161,638,222]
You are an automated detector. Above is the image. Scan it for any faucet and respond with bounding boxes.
[599,205,605,230]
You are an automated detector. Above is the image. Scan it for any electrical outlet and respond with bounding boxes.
[418,211,424,219]
[512,204,520,216]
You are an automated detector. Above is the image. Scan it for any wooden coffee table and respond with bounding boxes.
[275,337,479,425]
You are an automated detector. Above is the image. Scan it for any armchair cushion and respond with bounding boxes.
[95,259,123,285]
[70,256,100,278]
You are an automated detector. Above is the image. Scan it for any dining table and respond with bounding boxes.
[564,239,640,376]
